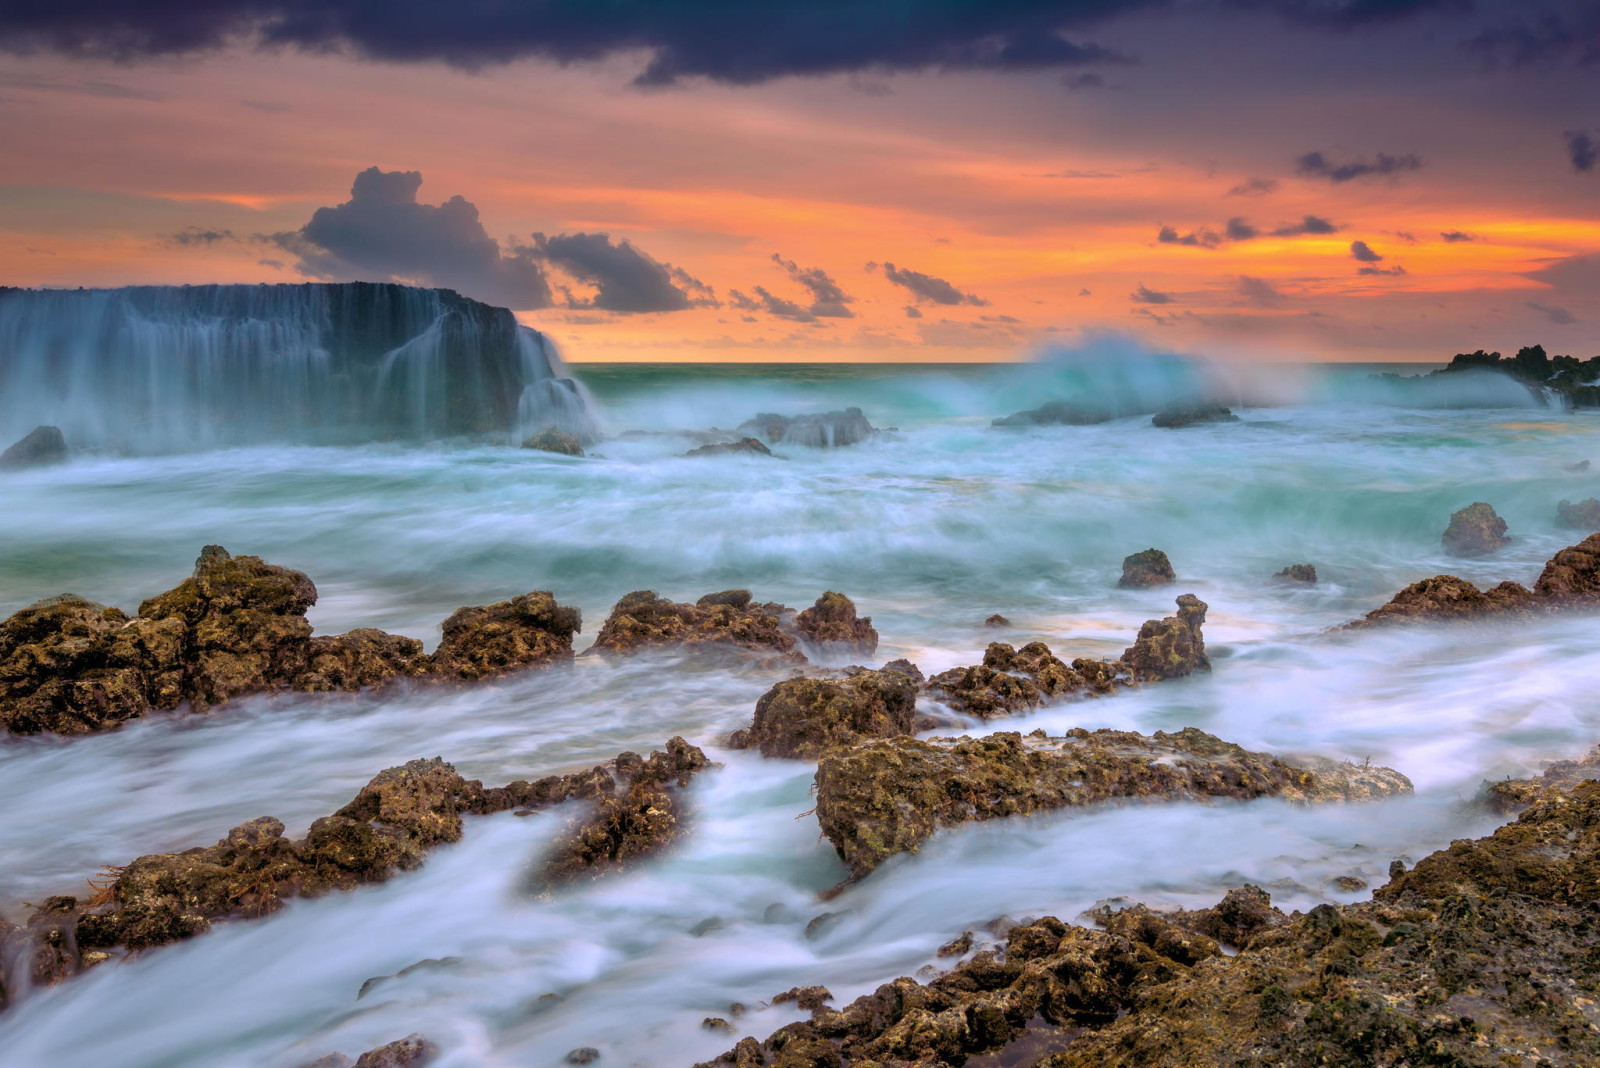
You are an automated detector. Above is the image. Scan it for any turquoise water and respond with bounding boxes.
[2,353,1598,1067]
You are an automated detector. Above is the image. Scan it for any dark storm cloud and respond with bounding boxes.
[1565,130,1598,173]
[1226,177,1280,198]
[0,0,1478,84]
[1528,301,1577,325]
[1236,275,1286,306]
[771,254,855,318]
[1131,284,1175,304]
[1349,240,1384,262]
[1440,230,1478,243]
[271,166,706,312]
[1296,150,1423,182]
[873,261,989,306]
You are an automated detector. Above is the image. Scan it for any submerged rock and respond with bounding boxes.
[793,592,877,657]
[1271,563,1318,585]
[352,1034,438,1068]
[1556,497,1600,530]
[737,408,877,448]
[587,590,799,660]
[1118,548,1175,588]
[521,428,585,456]
[728,668,917,759]
[0,425,68,469]
[1442,501,1510,557]
[0,547,582,735]
[1150,402,1239,428]
[992,400,1113,427]
[684,437,774,458]
[813,727,1409,882]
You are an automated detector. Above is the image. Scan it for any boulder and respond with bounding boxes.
[1271,563,1317,585]
[354,1035,438,1068]
[587,590,799,660]
[1441,501,1509,557]
[814,727,1410,882]
[794,591,878,657]
[737,408,877,448]
[0,425,68,469]
[1150,402,1239,428]
[0,594,159,734]
[430,592,581,680]
[1556,497,1600,530]
[728,669,917,759]
[983,613,1011,627]
[1119,593,1209,681]
[683,437,773,458]
[1118,548,1175,588]
[521,428,585,456]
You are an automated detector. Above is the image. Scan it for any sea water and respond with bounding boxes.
[1,355,1596,1067]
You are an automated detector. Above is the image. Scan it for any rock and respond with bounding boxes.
[0,425,68,469]
[587,590,800,660]
[1329,875,1368,892]
[684,437,774,458]
[429,592,581,680]
[702,1018,734,1033]
[772,985,833,1011]
[727,668,917,759]
[880,658,924,684]
[1118,548,1175,588]
[1568,459,1591,471]
[1150,402,1239,428]
[1533,532,1600,598]
[937,931,974,957]
[1480,745,1600,814]
[794,592,878,657]
[992,400,1114,427]
[298,630,429,692]
[813,728,1410,883]
[521,428,585,456]
[983,613,1011,627]
[352,1034,438,1068]
[1556,497,1600,530]
[0,594,160,734]
[1271,563,1318,585]
[1119,594,1209,682]
[737,408,877,448]
[565,1049,600,1065]
[1348,574,1536,628]
[1441,501,1509,557]
[297,1055,354,1068]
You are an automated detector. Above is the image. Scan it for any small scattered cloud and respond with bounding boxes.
[1296,150,1423,183]
[163,227,239,247]
[1528,301,1578,325]
[904,305,923,319]
[1440,230,1478,243]
[1226,177,1279,198]
[1157,225,1221,249]
[1236,275,1286,307]
[1063,72,1104,90]
[872,261,988,306]
[1350,240,1384,263]
[771,254,854,318]
[1357,265,1408,276]
[1078,288,1092,296]
[1271,214,1338,236]
[1131,284,1175,305]
[1225,217,1258,241]
[1565,130,1598,173]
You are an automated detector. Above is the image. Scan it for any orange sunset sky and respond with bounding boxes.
[1,1,1596,363]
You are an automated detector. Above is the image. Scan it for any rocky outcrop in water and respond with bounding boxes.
[1557,497,1600,530]
[1151,402,1239,428]
[1349,532,1600,628]
[301,1033,438,1068]
[1272,563,1318,584]
[1118,547,1174,588]
[737,408,877,448]
[992,400,1114,427]
[587,590,799,660]
[522,429,585,456]
[0,739,708,1001]
[1442,501,1510,557]
[812,727,1409,883]
[0,425,68,469]
[684,437,774,458]
[728,669,918,759]
[0,547,581,735]
[793,592,877,657]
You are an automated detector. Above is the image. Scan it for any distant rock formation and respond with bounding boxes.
[1151,402,1239,428]
[0,425,68,469]
[1556,497,1600,530]
[737,407,877,447]
[522,428,585,456]
[684,437,773,458]
[1272,563,1318,585]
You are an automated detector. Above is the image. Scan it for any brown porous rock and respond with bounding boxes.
[1441,501,1510,557]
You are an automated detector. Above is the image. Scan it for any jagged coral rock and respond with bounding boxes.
[728,669,917,759]
[1272,563,1318,585]
[587,590,799,660]
[813,728,1410,882]
[794,592,878,657]
[429,592,580,679]
[1119,593,1209,681]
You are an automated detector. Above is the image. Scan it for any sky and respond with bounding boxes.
[0,0,1596,362]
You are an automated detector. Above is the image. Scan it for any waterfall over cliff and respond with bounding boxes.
[0,282,598,451]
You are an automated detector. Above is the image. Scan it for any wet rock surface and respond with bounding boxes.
[684,437,775,458]
[1557,497,1600,530]
[0,425,68,469]
[813,727,1410,883]
[1272,563,1318,585]
[1118,548,1174,588]
[728,669,918,759]
[1442,501,1510,557]
[793,592,878,657]
[0,547,582,735]
[0,740,708,993]
[1150,402,1239,428]
[992,400,1114,427]
[521,428,585,456]
[702,776,1600,1068]
[587,590,800,660]
[737,408,877,448]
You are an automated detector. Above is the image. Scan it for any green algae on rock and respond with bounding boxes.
[0,546,582,735]
[0,738,708,999]
[813,728,1411,883]
[586,589,800,660]
[728,668,918,759]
